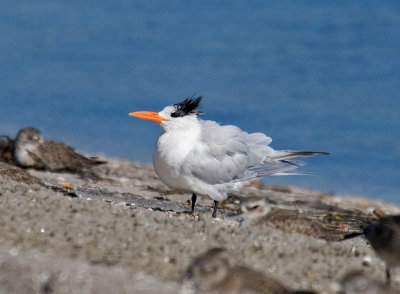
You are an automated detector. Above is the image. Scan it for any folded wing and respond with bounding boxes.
[182,120,328,185]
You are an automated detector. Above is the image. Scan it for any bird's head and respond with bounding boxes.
[181,248,234,291]
[0,136,12,150]
[240,197,271,221]
[129,96,203,125]
[339,271,375,294]
[15,127,44,147]
[13,127,44,167]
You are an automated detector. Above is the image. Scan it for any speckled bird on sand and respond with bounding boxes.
[13,127,104,176]
[182,248,316,294]
[363,215,400,284]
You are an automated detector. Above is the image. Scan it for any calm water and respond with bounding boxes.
[0,1,399,202]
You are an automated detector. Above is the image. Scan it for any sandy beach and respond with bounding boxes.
[0,157,399,293]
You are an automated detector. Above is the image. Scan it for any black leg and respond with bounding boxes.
[386,266,391,285]
[191,193,197,212]
[212,200,219,218]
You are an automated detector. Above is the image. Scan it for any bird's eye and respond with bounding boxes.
[374,227,383,236]
[247,205,259,211]
[202,264,216,273]
[32,136,39,141]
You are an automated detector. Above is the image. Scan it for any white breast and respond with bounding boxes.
[153,118,201,192]
[14,143,37,167]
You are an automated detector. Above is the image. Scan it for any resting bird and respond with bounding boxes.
[13,127,104,175]
[182,248,315,294]
[340,271,400,294]
[241,197,362,241]
[130,96,328,217]
[0,135,14,163]
[363,215,400,284]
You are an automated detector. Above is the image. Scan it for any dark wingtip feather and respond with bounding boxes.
[294,151,329,156]
[89,157,107,165]
[342,232,363,240]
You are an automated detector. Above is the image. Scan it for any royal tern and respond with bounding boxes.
[130,97,328,218]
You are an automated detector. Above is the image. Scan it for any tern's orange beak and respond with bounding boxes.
[129,111,168,123]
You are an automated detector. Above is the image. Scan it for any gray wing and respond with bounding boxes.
[181,120,297,185]
[38,141,95,171]
[182,120,328,185]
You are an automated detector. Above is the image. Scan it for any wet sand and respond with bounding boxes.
[0,158,399,293]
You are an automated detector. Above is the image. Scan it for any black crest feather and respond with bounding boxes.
[171,96,203,117]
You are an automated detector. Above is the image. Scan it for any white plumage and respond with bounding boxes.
[130,97,328,217]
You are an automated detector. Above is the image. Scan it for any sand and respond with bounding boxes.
[0,158,399,294]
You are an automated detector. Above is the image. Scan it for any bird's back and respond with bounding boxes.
[184,119,303,185]
[183,120,258,184]
[37,141,99,172]
[231,266,291,294]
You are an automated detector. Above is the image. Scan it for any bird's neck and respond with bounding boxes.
[156,116,201,167]
[160,115,199,133]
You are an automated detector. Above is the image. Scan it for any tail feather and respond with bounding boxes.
[233,151,328,182]
[88,157,107,165]
[269,151,329,161]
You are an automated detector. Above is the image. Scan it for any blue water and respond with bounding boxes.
[1,1,399,202]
